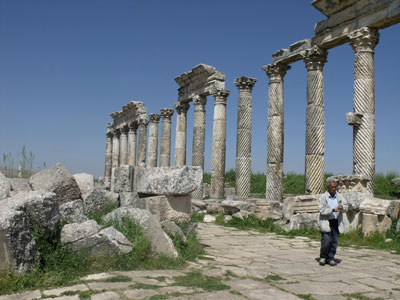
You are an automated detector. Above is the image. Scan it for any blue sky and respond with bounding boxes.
[1,0,399,177]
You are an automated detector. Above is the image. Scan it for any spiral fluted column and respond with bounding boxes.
[137,119,149,168]
[174,102,190,167]
[148,113,161,167]
[349,27,379,193]
[104,123,113,189]
[119,126,129,165]
[234,76,257,198]
[303,46,327,195]
[128,122,138,166]
[159,108,174,167]
[191,95,207,200]
[262,63,290,202]
[210,89,229,199]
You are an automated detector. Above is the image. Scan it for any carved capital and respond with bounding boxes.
[349,27,379,53]
[106,123,113,137]
[262,63,291,83]
[302,46,328,71]
[160,108,174,120]
[193,95,207,107]
[149,113,161,123]
[174,102,190,115]
[129,121,138,132]
[213,89,230,104]
[138,119,149,128]
[113,128,121,137]
[120,125,129,135]
[234,76,257,91]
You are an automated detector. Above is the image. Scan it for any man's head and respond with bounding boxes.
[327,182,337,196]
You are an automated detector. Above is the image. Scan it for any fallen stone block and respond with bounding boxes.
[83,188,112,215]
[73,173,95,200]
[254,200,282,220]
[232,211,251,220]
[120,192,145,208]
[206,202,224,214]
[341,192,371,211]
[8,178,31,193]
[203,214,216,223]
[104,208,178,258]
[0,172,11,199]
[362,213,392,236]
[191,199,207,210]
[59,199,88,224]
[360,197,400,218]
[180,221,198,236]
[144,195,191,223]
[161,221,186,243]
[221,200,256,215]
[327,174,370,193]
[284,213,319,232]
[113,165,134,193]
[61,220,102,244]
[136,166,202,196]
[29,163,81,204]
[341,211,362,233]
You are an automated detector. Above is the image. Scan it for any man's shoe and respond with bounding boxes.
[328,260,337,266]
[319,258,326,266]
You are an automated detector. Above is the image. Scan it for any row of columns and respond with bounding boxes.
[264,26,379,201]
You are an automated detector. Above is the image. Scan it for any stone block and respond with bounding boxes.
[202,183,210,198]
[341,192,371,211]
[143,195,191,223]
[59,199,88,224]
[161,220,186,242]
[221,200,256,215]
[120,192,144,208]
[73,173,94,200]
[284,213,319,232]
[136,166,202,196]
[254,200,282,220]
[28,163,81,204]
[83,188,111,215]
[362,213,378,237]
[392,177,400,185]
[8,178,31,193]
[113,165,134,193]
[360,197,400,218]
[341,211,362,233]
[203,214,216,223]
[327,175,370,193]
[0,172,11,199]
[282,196,295,219]
[224,187,235,200]
[191,199,207,210]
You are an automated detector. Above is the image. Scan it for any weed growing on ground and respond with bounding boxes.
[102,275,132,282]
[87,200,118,224]
[297,294,317,300]
[265,274,285,281]
[171,271,230,292]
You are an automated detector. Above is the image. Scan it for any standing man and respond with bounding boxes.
[318,181,348,266]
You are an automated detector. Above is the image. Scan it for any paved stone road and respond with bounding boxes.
[1,223,400,300]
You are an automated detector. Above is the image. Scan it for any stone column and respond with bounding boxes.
[174,102,190,166]
[262,63,290,202]
[348,27,379,193]
[104,123,113,189]
[159,108,174,167]
[128,122,138,166]
[119,126,129,165]
[210,89,230,199]
[111,128,120,169]
[137,119,149,168]
[234,76,257,198]
[191,95,207,200]
[147,113,161,167]
[303,46,328,195]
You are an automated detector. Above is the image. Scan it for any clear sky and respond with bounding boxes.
[1,0,399,177]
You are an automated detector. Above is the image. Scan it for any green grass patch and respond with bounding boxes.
[87,200,118,224]
[342,292,383,300]
[171,271,230,292]
[155,276,167,282]
[130,282,163,289]
[102,275,132,282]
[191,212,205,222]
[265,274,285,281]
[297,294,317,300]
[149,292,188,300]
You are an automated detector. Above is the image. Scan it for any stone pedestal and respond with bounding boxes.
[148,114,161,167]
[104,123,113,189]
[174,102,190,167]
[210,90,229,199]
[303,46,327,195]
[160,108,174,167]
[137,119,149,168]
[234,76,257,198]
[262,63,290,202]
[128,122,138,166]
[119,126,129,165]
[191,96,207,200]
[348,27,379,193]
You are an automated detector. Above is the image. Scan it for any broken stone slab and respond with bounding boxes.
[180,221,198,236]
[284,213,319,232]
[254,200,282,220]
[232,211,251,220]
[73,173,94,200]
[144,195,191,223]
[224,215,233,223]
[203,214,216,223]
[82,188,112,215]
[8,178,31,193]
[341,192,371,211]
[161,221,186,243]
[136,166,202,196]
[113,165,134,193]
[59,199,88,224]
[0,172,11,199]
[28,163,81,204]
[191,199,207,210]
[103,190,119,203]
[341,211,362,233]
[221,200,256,215]
[362,213,392,236]
[61,220,102,244]
[104,207,178,258]
[120,192,145,208]
[360,197,400,218]
[206,201,224,214]
[327,174,370,193]
[392,177,400,185]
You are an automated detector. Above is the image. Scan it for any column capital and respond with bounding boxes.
[234,76,257,91]
[302,46,328,71]
[129,121,138,132]
[113,128,121,137]
[262,63,291,83]
[138,119,149,128]
[213,89,230,104]
[160,108,174,120]
[193,95,207,110]
[349,27,379,53]
[106,123,113,137]
[174,102,190,115]
[120,125,129,135]
[149,113,161,123]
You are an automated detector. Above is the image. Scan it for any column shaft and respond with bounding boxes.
[128,122,138,166]
[174,102,190,166]
[349,27,379,193]
[137,119,149,168]
[119,126,129,165]
[262,63,290,202]
[210,90,229,199]
[148,114,161,167]
[111,129,120,169]
[303,46,327,195]
[191,96,207,200]
[104,124,113,189]
[159,109,174,167]
[234,77,257,198]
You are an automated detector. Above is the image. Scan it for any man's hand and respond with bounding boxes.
[332,205,343,213]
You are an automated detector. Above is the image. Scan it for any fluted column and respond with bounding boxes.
[137,119,149,168]
[234,76,257,198]
[303,46,327,195]
[128,122,138,166]
[159,108,174,167]
[104,123,113,189]
[191,95,207,200]
[119,126,129,165]
[262,63,290,202]
[174,102,190,166]
[111,128,120,169]
[210,90,229,199]
[148,113,161,167]
[348,27,379,193]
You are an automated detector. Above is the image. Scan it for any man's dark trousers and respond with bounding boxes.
[320,219,339,262]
